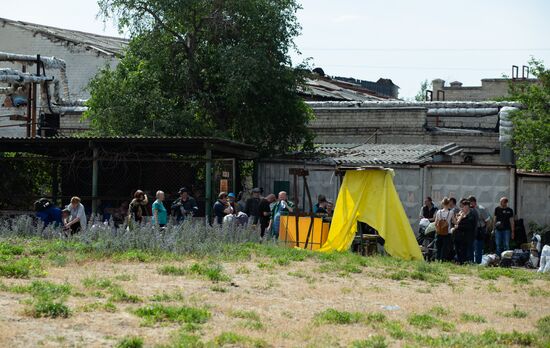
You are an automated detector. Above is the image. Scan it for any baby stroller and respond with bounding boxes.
[417,219,436,262]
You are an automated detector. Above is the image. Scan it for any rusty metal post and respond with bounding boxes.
[31,54,40,137]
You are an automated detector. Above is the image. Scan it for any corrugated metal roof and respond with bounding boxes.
[1,17,128,57]
[0,135,257,159]
[301,78,388,102]
[314,143,461,165]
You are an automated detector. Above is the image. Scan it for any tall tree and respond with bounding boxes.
[85,0,314,155]
[507,58,550,172]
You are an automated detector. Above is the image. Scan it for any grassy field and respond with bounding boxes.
[1,224,549,347]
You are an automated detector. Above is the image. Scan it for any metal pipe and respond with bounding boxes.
[0,52,66,69]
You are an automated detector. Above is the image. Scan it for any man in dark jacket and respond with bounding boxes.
[244,188,262,225]
[171,187,198,223]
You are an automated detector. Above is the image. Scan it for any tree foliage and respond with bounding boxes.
[508,58,550,172]
[414,79,430,101]
[85,0,314,155]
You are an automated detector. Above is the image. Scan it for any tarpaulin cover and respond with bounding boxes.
[319,169,422,260]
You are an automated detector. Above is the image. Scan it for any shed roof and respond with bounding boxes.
[0,135,257,159]
[1,17,129,57]
[314,142,462,166]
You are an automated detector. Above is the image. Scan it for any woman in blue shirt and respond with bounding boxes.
[152,191,167,227]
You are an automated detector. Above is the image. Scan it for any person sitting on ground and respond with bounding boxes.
[493,197,515,256]
[213,192,233,225]
[452,198,476,264]
[171,187,199,223]
[152,190,167,228]
[128,190,148,224]
[65,196,87,233]
[269,191,294,240]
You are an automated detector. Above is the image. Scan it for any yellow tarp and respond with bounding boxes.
[319,169,423,260]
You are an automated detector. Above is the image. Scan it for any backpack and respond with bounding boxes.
[435,211,449,236]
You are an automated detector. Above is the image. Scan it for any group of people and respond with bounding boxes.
[420,195,515,264]
[35,186,334,241]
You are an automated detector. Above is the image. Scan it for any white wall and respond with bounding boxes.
[0,23,119,100]
[0,23,120,137]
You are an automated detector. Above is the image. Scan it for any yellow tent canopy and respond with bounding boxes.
[319,169,423,260]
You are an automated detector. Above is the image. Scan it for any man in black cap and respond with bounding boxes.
[171,187,198,223]
[244,188,262,225]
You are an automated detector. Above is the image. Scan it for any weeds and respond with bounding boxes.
[408,313,455,332]
[158,265,187,276]
[430,306,450,317]
[460,313,487,323]
[31,301,71,318]
[149,291,184,302]
[134,304,210,325]
[213,332,268,348]
[82,276,113,289]
[314,308,365,325]
[0,257,43,278]
[350,335,388,348]
[116,336,144,348]
[502,304,528,318]
[158,262,230,282]
[109,286,142,303]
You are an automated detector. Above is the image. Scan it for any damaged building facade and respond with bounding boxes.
[0,17,128,136]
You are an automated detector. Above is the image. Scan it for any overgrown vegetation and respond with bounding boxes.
[134,304,210,325]
[507,58,550,172]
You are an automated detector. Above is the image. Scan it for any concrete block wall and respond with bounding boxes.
[431,78,537,102]
[310,107,427,144]
[59,114,91,135]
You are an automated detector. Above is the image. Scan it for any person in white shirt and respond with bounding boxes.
[65,196,87,234]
